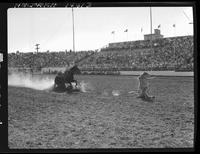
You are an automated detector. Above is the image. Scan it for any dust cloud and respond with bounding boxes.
[8,73,94,93]
[8,73,54,90]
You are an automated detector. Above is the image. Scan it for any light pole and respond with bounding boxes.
[35,44,40,53]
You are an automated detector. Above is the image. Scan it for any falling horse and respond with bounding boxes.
[53,65,81,93]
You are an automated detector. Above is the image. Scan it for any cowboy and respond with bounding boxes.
[53,65,81,92]
[137,72,155,101]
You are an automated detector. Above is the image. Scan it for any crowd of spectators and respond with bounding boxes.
[8,35,193,72]
[80,35,193,71]
[8,50,94,68]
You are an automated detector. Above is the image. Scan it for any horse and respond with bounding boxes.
[54,65,81,92]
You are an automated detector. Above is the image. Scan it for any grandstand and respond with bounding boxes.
[80,35,193,72]
[8,35,193,74]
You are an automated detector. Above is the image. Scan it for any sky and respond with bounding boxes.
[8,7,193,53]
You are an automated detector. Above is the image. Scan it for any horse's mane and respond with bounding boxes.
[64,66,75,76]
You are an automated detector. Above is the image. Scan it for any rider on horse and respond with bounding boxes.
[54,64,81,92]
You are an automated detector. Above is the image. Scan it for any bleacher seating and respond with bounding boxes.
[8,35,193,72]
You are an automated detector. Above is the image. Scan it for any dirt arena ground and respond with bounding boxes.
[8,75,194,149]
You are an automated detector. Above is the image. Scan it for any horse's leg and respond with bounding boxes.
[72,79,78,87]
[67,82,73,91]
[75,80,78,87]
[54,77,59,89]
[65,82,73,90]
[69,82,73,87]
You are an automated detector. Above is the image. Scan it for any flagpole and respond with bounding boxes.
[150,7,153,71]
[111,31,115,43]
[72,7,75,52]
[112,32,115,42]
[150,7,152,36]
[173,24,176,71]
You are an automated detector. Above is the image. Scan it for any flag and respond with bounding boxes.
[173,24,176,27]
[111,31,115,34]
[158,24,161,28]
[141,28,143,32]
[124,29,128,32]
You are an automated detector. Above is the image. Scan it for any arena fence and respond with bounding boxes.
[120,71,194,77]
[8,67,194,77]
